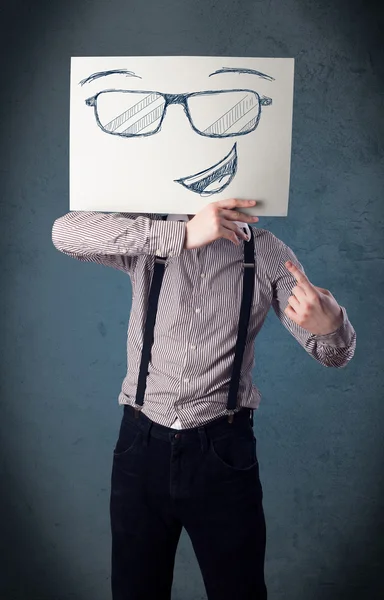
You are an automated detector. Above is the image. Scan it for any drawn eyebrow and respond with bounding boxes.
[209,67,275,81]
[79,69,142,86]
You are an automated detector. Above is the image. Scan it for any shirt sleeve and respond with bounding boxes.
[271,241,356,368]
[51,211,186,274]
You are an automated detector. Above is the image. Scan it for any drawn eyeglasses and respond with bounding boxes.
[85,89,272,139]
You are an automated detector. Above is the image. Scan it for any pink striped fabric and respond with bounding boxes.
[52,211,356,428]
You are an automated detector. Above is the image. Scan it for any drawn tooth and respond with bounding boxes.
[175,143,238,196]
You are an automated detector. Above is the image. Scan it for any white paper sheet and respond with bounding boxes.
[70,56,294,216]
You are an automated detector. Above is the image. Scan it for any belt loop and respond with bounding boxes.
[143,421,152,447]
[137,413,151,447]
[198,427,208,453]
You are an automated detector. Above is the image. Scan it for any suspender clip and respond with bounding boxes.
[134,406,141,419]
[227,411,234,424]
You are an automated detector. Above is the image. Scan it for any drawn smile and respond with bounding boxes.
[174,143,238,196]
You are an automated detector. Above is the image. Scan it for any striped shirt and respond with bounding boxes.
[52,211,356,429]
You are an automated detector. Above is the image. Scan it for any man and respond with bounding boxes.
[52,197,356,599]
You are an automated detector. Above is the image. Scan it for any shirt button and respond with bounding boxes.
[190,344,196,350]
[200,273,205,278]
[184,377,190,383]
[195,308,201,313]
[155,248,162,255]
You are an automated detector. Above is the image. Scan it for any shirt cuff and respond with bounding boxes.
[147,219,186,257]
[310,305,355,348]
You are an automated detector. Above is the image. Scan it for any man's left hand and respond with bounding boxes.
[284,261,343,335]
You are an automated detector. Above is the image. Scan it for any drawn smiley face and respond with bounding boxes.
[81,66,273,197]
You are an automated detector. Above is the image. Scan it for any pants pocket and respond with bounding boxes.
[113,418,142,458]
[210,429,258,472]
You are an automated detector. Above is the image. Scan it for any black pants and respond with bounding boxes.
[110,405,268,599]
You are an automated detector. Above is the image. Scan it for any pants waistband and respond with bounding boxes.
[123,404,254,443]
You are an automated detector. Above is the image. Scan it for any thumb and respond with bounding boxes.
[315,286,331,295]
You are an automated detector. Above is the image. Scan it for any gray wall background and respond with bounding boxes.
[1,0,383,598]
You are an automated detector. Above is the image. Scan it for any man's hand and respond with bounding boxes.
[184,198,259,250]
[284,261,344,335]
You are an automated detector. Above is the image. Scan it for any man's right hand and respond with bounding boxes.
[184,198,259,250]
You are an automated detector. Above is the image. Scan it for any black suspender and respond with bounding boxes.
[135,216,169,408]
[226,227,255,420]
[135,215,256,421]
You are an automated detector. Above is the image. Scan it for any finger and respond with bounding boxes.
[285,261,308,284]
[215,198,257,210]
[285,261,315,294]
[221,220,249,241]
[291,285,307,302]
[287,295,301,312]
[284,305,298,320]
[219,226,241,246]
[220,209,259,224]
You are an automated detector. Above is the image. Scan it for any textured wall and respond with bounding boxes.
[1,0,383,598]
